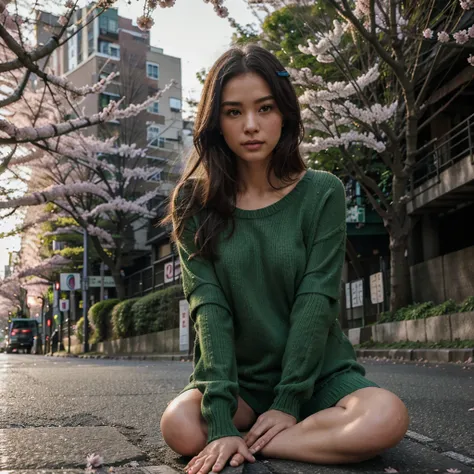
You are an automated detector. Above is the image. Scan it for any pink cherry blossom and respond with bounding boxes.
[453,30,469,44]
[86,454,104,468]
[437,31,450,43]
[460,0,474,9]
[468,55,474,66]
[423,28,433,39]
[384,468,398,473]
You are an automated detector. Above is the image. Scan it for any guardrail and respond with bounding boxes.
[409,113,474,196]
[125,252,181,298]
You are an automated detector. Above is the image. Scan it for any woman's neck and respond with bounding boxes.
[236,161,278,197]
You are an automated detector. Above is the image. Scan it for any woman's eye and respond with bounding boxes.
[260,104,273,112]
[226,109,240,117]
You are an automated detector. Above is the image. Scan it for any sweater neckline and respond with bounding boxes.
[233,169,313,219]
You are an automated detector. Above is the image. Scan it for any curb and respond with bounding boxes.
[45,349,474,364]
[356,348,474,363]
[46,352,191,362]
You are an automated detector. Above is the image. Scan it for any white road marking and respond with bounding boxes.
[405,430,434,443]
[442,451,474,466]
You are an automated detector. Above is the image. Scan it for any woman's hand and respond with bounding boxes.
[184,436,255,474]
[243,410,297,454]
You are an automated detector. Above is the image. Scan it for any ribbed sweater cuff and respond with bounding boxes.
[269,392,301,421]
[205,399,242,444]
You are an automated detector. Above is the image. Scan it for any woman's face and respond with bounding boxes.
[219,72,283,165]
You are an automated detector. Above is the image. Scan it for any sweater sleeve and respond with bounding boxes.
[177,215,242,444]
[269,176,346,420]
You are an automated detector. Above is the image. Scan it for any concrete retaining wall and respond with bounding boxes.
[348,311,474,344]
[410,245,474,304]
[95,328,182,355]
[69,312,474,356]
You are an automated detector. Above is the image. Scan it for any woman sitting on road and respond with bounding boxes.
[160,44,409,474]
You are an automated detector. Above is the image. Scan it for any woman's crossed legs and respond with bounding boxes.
[161,387,409,469]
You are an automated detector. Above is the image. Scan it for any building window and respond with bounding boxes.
[147,101,159,114]
[146,62,159,80]
[99,16,118,34]
[88,25,95,57]
[99,92,121,110]
[77,28,83,64]
[147,126,165,148]
[98,41,120,59]
[169,97,181,112]
[67,32,77,71]
[148,170,162,182]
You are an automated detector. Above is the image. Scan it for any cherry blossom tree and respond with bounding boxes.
[245,0,474,310]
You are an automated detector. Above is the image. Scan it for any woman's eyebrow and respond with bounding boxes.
[221,95,274,107]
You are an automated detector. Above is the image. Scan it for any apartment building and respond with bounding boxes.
[35,5,186,297]
[37,6,184,190]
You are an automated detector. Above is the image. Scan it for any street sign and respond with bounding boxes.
[164,260,181,283]
[345,283,351,309]
[370,272,384,304]
[60,273,81,291]
[179,299,189,352]
[346,205,366,223]
[351,279,364,308]
[88,276,115,288]
[59,299,69,312]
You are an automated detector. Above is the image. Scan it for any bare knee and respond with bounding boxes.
[356,390,409,458]
[160,390,207,457]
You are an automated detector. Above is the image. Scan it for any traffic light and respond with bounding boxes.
[55,282,60,291]
[47,319,51,327]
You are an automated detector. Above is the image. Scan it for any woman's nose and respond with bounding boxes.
[243,113,259,133]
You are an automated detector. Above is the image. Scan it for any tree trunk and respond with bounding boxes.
[112,269,127,301]
[389,233,411,311]
[388,172,413,312]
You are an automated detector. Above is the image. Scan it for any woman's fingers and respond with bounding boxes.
[229,453,245,467]
[213,449,234,472]
[250,425,285,454]
[184,456,198,472]
[239,444,257,463]
[187,455,205,474]
[244,420,269,447]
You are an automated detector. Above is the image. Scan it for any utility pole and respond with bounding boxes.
[83,228,89,353]
[100,261,105,302]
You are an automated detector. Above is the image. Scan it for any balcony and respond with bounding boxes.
[407,113,474,215]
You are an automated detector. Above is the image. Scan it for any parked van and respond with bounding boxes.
[6,319,38,354]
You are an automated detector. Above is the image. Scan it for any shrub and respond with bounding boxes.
[112,298,139,339]
[428,299,458,317]
[378,311,394,323]
[75,316,94,344]
[133,285,183,336]
[88,299,120,343]
[460,296,474,313]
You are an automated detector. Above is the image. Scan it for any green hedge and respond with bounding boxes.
[88,299,120,343]
[75,316,95,343]
[112,297,140,339]
[378,296,474,324]
[133,285,183,336]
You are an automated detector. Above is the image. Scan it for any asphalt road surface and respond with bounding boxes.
[0,353,473,474]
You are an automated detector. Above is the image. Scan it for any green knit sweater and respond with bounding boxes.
[177,170,365,443]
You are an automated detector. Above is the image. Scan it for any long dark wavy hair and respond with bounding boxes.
[162,44,306,261]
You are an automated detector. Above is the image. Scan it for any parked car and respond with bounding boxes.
[5,319,38,354]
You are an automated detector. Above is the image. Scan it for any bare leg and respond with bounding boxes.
[259,387,409,464]
[160,388,257,457]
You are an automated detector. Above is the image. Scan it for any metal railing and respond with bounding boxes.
[125,252,181,298]
[410,113,474,194]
